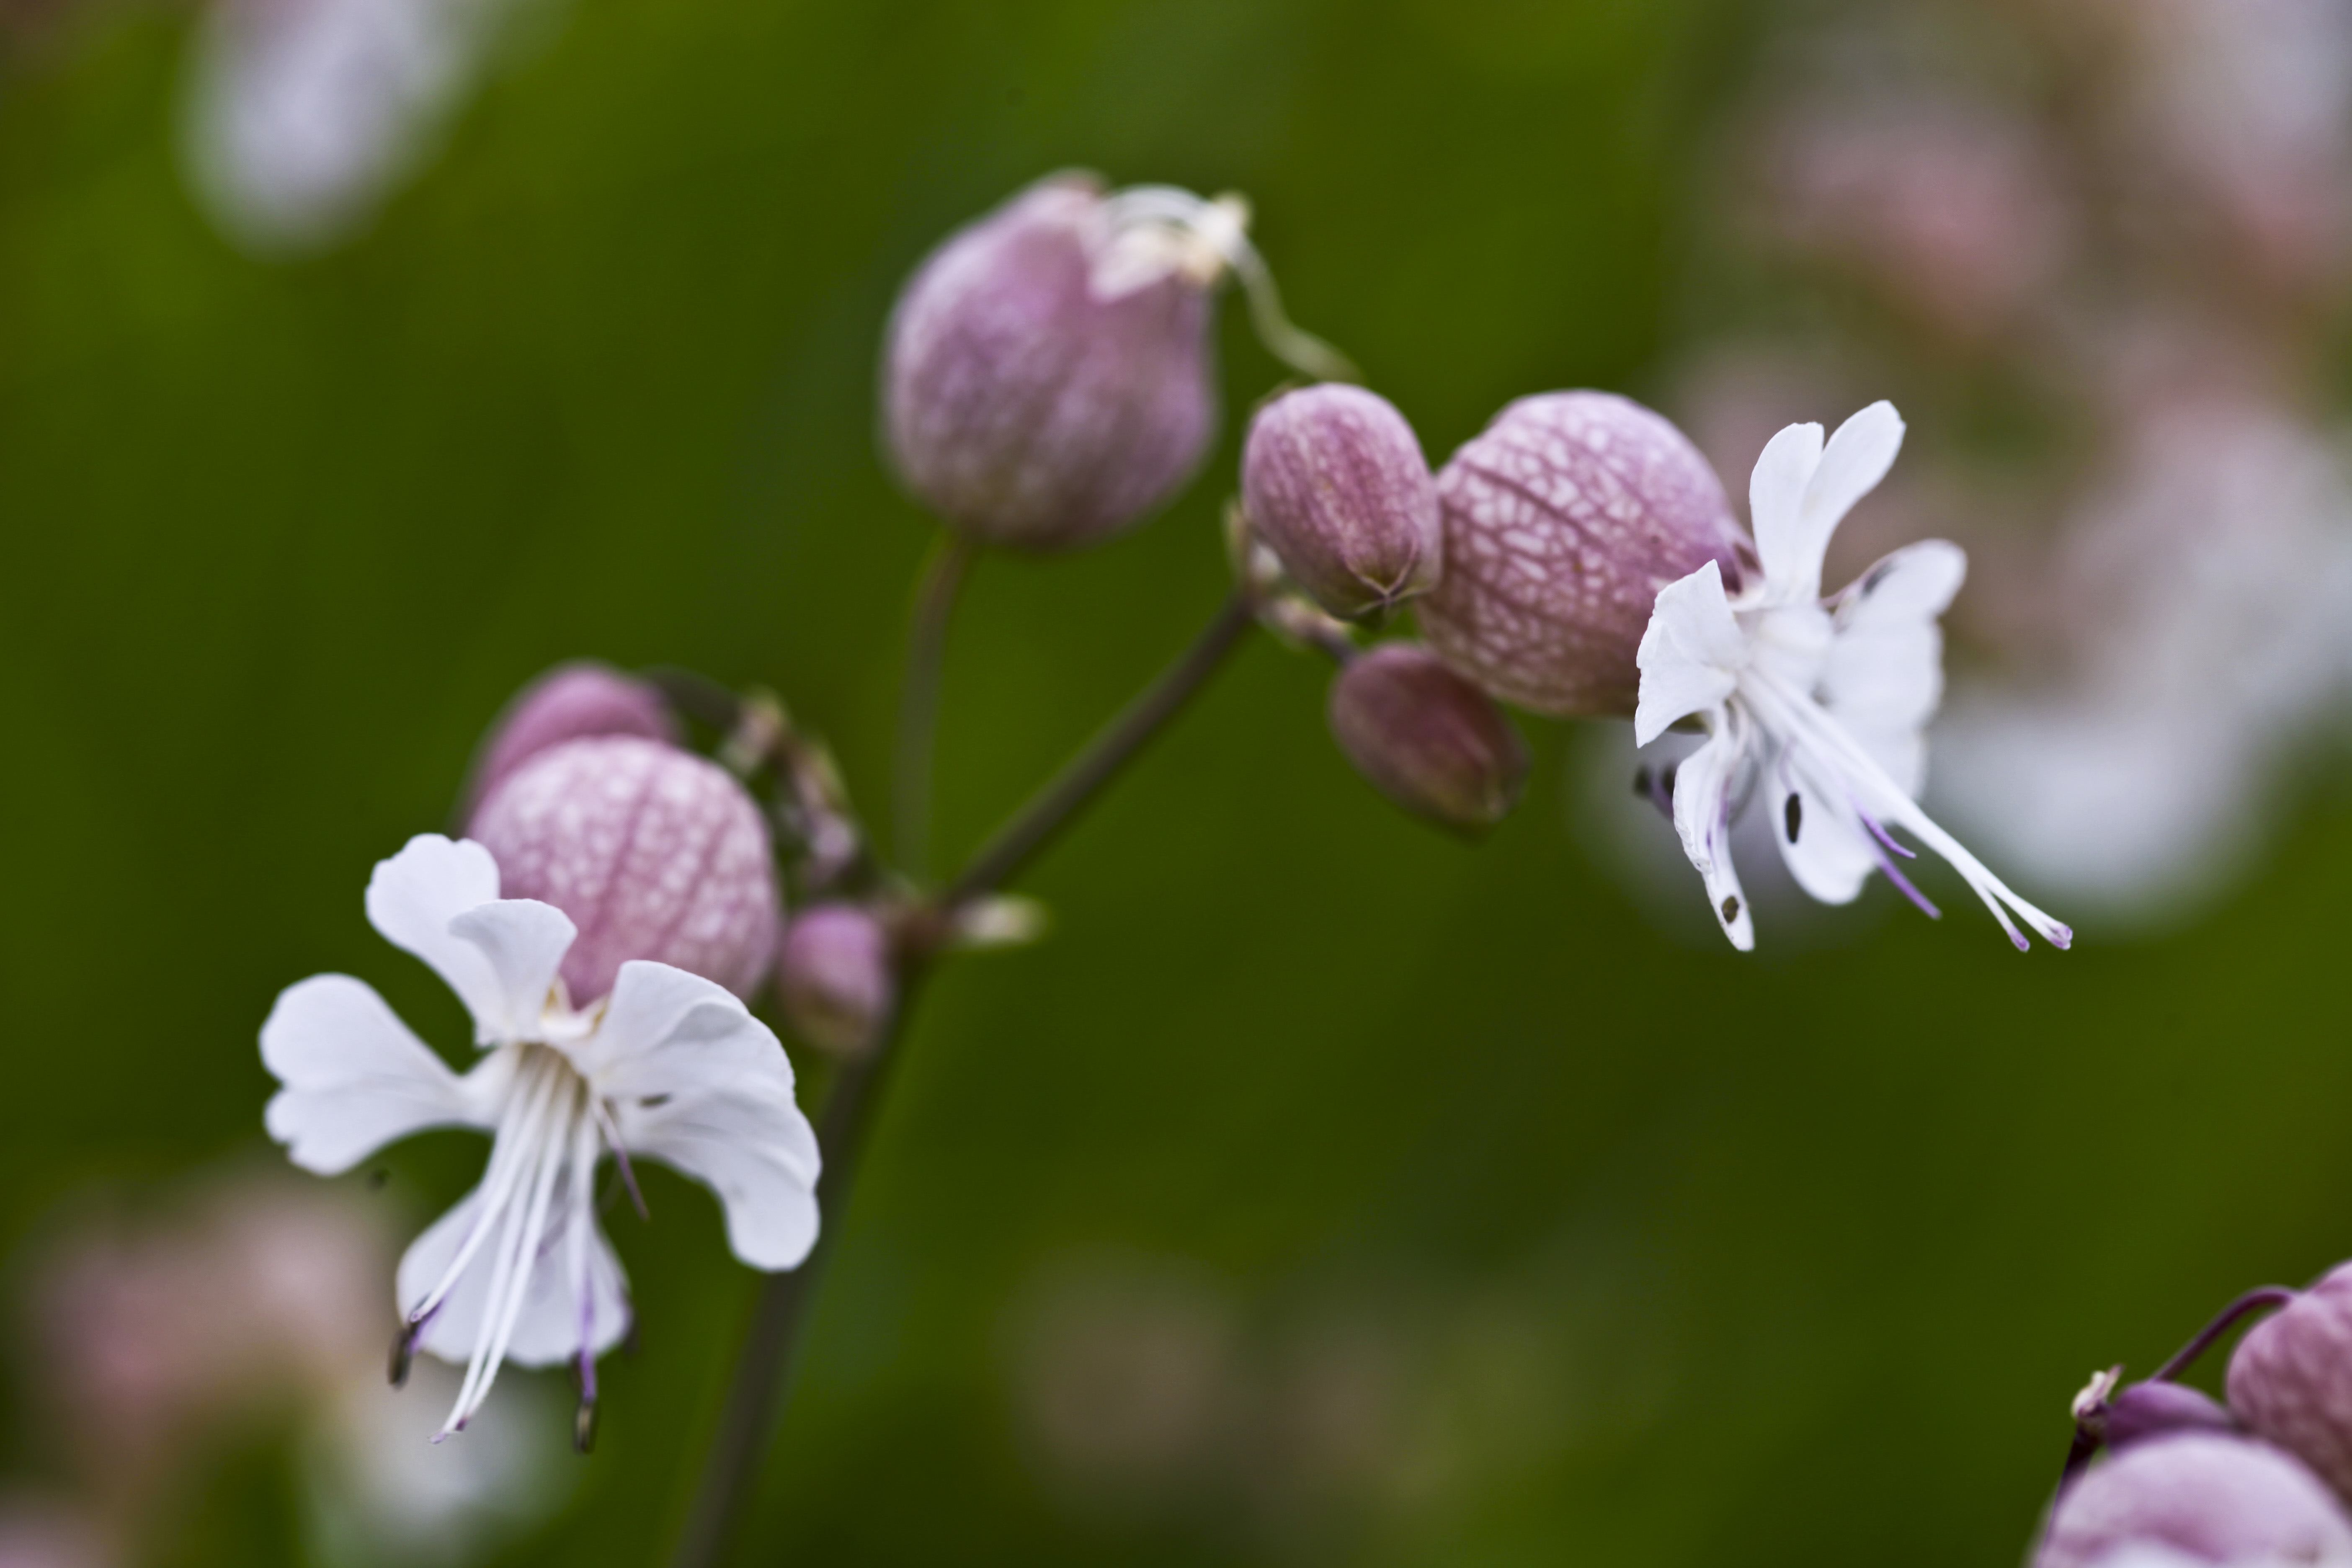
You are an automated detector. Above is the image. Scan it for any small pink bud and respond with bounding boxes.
[2104,1381,2238,1452]
[2037,1434,2352,1568]
[882,173,1217,552]
[1242,384,1440,620]
[2230,1265,2352,1501]
[468,735,781,1004]
[1328,643,1528,836]
[461,661,679,819]
[1416,391,1752,717]
[776,903,895,1055]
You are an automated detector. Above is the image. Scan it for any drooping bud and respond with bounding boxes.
[2037,1434,2352,1568]
[468,735,781,1004]
[1327,643,1528,836]
[2104,1380,2238,1452]
[776,903,895,1056]
[1416,391,1753,717]
[460,660,679,819]
[2230,1266,2352,1501]
[883,173,1349,552]
[1242,384,1440,620]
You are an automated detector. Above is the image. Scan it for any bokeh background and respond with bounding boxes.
[5,0,2352,1563]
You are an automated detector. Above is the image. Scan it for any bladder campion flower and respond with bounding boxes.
[1417,391,1753,718]
[467,735,782,1004]
[1633,401,2070,952]
[260,835,819,1447]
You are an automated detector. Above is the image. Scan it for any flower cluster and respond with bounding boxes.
[1228,362,2065,947]
[263,665,820,1449]
[2037,1268,2352,1567]
[259,172,2070,1467]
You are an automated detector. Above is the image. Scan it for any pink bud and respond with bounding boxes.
[2230,1266,2352,1501]
[777,903,895,1055]
[461,661,679,819]
[468,735,781,1004]
[2037,1434,2352,1568]
[2105,1380,2237,1452]
[1416,392,1751,718]
[1328,643,1527,836]
[1243,384,1440,620]
[882,173,1218,552]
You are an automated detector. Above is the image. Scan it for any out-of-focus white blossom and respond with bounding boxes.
[181,0,527,253]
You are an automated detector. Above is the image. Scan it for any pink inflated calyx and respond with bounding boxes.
[1327,643,1527,836]
[776,903,895,1056]
[2037,1433,2352,1568]
[2229,1265,2352,1502]
[467,735,781,1004]
[460,661,679,820]
[1243,384,1440,620]
[882,173,1217,552]
[1417,391,1752,718]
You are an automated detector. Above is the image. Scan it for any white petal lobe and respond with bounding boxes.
[1668,727,1754,951]
[1635,561,1745,745]
[448,898,578,1041]
[364,836,511,1044]
[598,962,821,1271]
[261,974,487,1173]
[1749,421,1826,594]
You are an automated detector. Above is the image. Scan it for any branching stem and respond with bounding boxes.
[668,585,1259,1567]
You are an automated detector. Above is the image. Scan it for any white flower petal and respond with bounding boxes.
[261,974,491,1173]
[1769,756,1876,906]
[1823,539,1966,794]
[1669,727,1754,950]
[1794,402,1906,589]
[1748,420,1825,595]
[1634,561,1745,745]
[397,1181,629,1370]
[593,961,821,1271]
[447,899,577,1040]
[364,836,510,1044]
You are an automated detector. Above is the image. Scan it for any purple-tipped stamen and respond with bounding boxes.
[389,1313,433,1387]
[1857,809,1918,860]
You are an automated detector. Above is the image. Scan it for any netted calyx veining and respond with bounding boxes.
[1417,391,1752,717]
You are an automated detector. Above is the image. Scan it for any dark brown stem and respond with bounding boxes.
[946,590,1257,907]
[895,536,977,881]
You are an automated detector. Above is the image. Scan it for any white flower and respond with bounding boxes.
[1632,401,2071,953]
[261,834,820,1442]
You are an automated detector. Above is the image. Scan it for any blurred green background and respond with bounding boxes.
[3,0,2349,1563]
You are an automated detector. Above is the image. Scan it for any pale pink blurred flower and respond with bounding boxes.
[31,1174,388,1498]
[2115,0,2352,299]
[1934,392,2352,918]
[0,1501,110,1568]
[1754,99,2070,337]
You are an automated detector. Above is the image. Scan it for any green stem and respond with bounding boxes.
[664,975,920,1568]
[665,589,1258,1566]
[946,590,1258,906]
